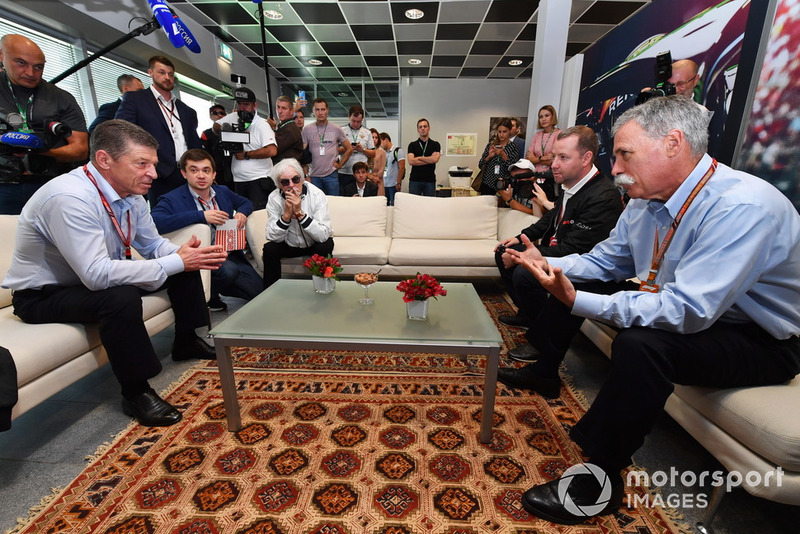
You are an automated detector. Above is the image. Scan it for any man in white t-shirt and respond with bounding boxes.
[337,104,375,195]
[214,87,277,210]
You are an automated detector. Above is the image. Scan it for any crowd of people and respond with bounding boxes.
[2,33,799,527]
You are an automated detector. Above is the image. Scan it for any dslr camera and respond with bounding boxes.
[636,50,676,105]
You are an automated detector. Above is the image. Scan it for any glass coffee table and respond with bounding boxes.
[210,279,503,443]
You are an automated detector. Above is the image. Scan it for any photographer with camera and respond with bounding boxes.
[0,34,88,214]
[213,87,277,210]
[477,117,519,197]
[493,126,622,339]
[638,52,700,103]
[497,159,554,217]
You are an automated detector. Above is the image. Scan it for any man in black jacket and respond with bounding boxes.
[494,126,623,361]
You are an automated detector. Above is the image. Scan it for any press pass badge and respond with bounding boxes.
[319,145,325,155]
[495,165,500,175]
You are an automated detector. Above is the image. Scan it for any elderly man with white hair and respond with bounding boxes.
[261,158,333,288]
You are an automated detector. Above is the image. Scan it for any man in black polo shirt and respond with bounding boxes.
[407,118,441,196]
[0,34,88,214]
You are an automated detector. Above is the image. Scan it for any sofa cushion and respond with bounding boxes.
[333,236,391,264]
[497,208,538,241]
[672,377,800,471]
[389,238,498,267]
[4,292,171,388]
[0,215,17,308]
[392,193,498,240]
[328,195,387,237]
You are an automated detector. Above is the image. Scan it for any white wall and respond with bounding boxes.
[400,78,532,187]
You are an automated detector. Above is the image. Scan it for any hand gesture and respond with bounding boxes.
[177,235,227,271]
[498,185,512,202]
[503,234,545,269]
[233,212,247,229]
[520,255,576,308]
[203,209,230,226]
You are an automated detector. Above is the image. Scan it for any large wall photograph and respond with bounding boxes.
[575,0,751,176]
[735,0,800,211]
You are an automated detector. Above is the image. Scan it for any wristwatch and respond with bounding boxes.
[244,152,250,160]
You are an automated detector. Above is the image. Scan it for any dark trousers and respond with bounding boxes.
[262,238,335,288]
[530,281,800,473]
[212,250,262,300]
[11,272,208,386]
[338,172,355,196]
[235,178,275,211]
[494,243,545,322]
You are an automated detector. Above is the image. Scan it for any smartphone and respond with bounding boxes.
[494,145,502,149]
[298,90,306,101]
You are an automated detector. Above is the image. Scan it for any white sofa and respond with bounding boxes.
[0,214,211,421]
[246,192,537,278]
[580,320,800,523]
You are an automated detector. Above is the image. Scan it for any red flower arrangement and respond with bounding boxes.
[303,254,343,280]
[396,273,447,302]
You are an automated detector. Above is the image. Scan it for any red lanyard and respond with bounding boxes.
[639,159,717,293]
[83,165,132,260]
[197,195,218,211]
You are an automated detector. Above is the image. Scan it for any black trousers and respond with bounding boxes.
[529,281,800,473]
[494,243,547,323]
[262,238,334,288]
[11,271,208,386]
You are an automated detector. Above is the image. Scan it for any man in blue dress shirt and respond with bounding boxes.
[2,120,227,427]
[499,96,800,524]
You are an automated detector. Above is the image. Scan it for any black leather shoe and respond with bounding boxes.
[207,296,227,312]
[497,365,560,398]
[508,342,541,362]
[172,336,217,361]
[122,390,182,427]
[499,314,527,328]
[521,471,623,524]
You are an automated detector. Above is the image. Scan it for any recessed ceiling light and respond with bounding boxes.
[508,59,523,66]
[308,59,323,66]
[405,9,424,20]
[408,58,422,65]
[338,92,349,97]
[264,10,283,20]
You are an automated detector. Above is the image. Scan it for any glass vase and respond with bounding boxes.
[406,299,429,320]
[312,275,336,294]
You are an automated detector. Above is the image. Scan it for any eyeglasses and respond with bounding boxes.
[674,74,697,88]
[280,176,302,186]
[210,110,225,116]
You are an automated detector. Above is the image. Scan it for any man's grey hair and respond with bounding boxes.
[90,119,158,163]
[611,96,709,157]
[270,158,304,188]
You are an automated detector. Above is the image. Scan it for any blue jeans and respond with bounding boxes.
[211,251,262,301]
[409,181,435,197]
[311,171,339,196]
[0,181,47,215]
[384,186,397,206]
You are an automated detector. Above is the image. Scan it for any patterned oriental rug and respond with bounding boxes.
[12,291,689,534]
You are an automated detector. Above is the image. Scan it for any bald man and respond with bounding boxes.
[0,34,89,214]
[669,59,700,99]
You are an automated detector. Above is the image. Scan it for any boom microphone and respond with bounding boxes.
[146,0,201,53]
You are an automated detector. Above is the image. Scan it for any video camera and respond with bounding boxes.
[0,112,73,182]
[219,74,252,156]
[635,50,676,105]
